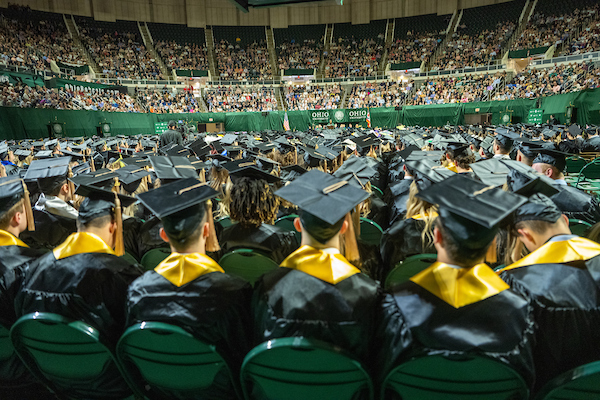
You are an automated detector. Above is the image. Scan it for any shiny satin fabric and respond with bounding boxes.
[126,270,253,400]
[363,157,387,194]
[154,252,224,287]
[280,246,360,285]
[0,230,28,247]
[410,262,509,308]
[253,267,382,370]
[367,196,389,231]
[53,232,115,260]
[216,223,299,265]
[551,183,600,226]
[376,282,535,388]
[20,208,77,250]
[385,179,412,226]
[380,218,437,275]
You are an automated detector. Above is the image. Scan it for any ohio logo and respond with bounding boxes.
[348,110,367,119]
[334,110,345,121]
[312,111,330,119]
[502,114,510,123]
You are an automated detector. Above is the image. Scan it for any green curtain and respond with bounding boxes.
[401,103,462,127]
[390,62,421,70]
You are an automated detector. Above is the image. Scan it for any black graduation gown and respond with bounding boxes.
[580,137,600,152]
[558,139,581,154]
[126,269,253,400]
[377,278,535,392]
[216,223,299,264]
[380,218,436,275]
[364,157,387,192]
[385,179,413,226]
[367,196,389,231]
[551,183,600,225]
[253,259,382,369]
[20,209,76,250]
[136,216,170,260]
[500,255,600,391]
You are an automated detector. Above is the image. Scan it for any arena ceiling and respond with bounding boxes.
[229,0,342,12]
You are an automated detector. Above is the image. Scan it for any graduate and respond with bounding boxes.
[499,169,600,392]
[128,178,252,400]
[253,170,383,370]
[377,175,535,392]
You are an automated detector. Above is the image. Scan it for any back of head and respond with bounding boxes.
[228,177,279,227]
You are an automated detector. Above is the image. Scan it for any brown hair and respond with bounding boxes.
[0,199,25,230]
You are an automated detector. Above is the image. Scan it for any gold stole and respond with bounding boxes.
[280,245,360,284]
[155,253,224,287]
[0,230,28,247]
[410,262,509,308]
[410,211,439,221]
[53,232,115,260]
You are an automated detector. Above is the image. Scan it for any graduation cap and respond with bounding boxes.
[470,158,512,187]
[164,145,191,158]
[275,169,369,226]
[494,129,519,149]
[25,157,72,194]
[220,134,238,146]
[445,142,471,158]
[253,156,279,171]
[405,159,456,191]
[541,128,557,140]
[122,156,151,168]
[60,150,86,160]
[229,166,281,184]
[136,178,220,251]
[333,156,377,189]
[532,147,569,172]
[280,165,307,182]
[35,151,54,159]
[221,158,256,173]
[14,149,32,157]
[0,176,35,231]
[31,141,45,149]
[69,169,119,188]
[502,160,559,198]
[44,139,58,148]
[417,174,527,250]
[149,156,198,181]
[568,124,582,137]
[513,193,563,224]
[115,164,151,193]
[71,162,92,176]
[187,139,212,158]
[514,139,544,160]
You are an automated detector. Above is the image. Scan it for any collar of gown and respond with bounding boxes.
[410,261,509,308]
[0,230,28,247]
[499,237,600,273]
[280,245,360,285]
[155,252,224,287]
[35,194,79,220]
[53,232,115,260]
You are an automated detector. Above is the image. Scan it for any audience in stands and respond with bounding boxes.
[408,72,504,105]
[277,39,321,71]
[564,11,600,55]
[285,84,341,110]
[154,40,209,71]
[205,85,276,112]
[388,32,441,65]
[324,38,382,78]
[215,40,272,81]
[348,81,411,109]
[136,87,201,113]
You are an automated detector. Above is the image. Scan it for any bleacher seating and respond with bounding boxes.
[149,23,208,71]
[274,24,324,71]
[204,85,277,112]
[212,26,272,80]
[388,14,449,66]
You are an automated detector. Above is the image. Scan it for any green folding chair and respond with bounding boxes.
[569,219,593,237]
[241,337,374,400]
[120,251,139,265]
[575,159,600,193]
[382,354,528,400]
[565,156,587,175]
[535,360,600,400]
[385,253,437,289]
[10,312,133,399]
[219,249,279,285]
[360,217,384,246]
[140,248,171,271]
[216,216,234,230]
[273,214,301,243]
[117,322,240,399]
[372,185,384,199]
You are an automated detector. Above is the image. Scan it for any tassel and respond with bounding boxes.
[352,205,361,236]
[199,168,206,183]
[205,200,220,252]
[113,178,124,256]
[341,212,360,264]
[22,181,35,231]
[485,236,497,265]
[294,148,298,165]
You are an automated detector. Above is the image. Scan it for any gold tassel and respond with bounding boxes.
[22,181,35,231]
[485,236,498,265]
[199,168,206,183]
[112,178,124,256]
[294,148,298,165]
[341,212,360,264]
[205,200,220,252]
[352,205,361,236]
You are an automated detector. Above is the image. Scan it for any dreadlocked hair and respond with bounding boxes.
[227,177,280,227]
[405,181,437,248]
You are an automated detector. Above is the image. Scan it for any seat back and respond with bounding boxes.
[120,251,139,265]
[273,214,301,243]
[241,337,373,400]
[565,156,587,175]
[10,312,132,399]
[117,322,238,399]
[216,216,234,230]
[360,217,384,246]
[372,186,384,199]
[383,355,528,400]
[535,360,600,400]
[569,219,593,237]
[219,249,279,285]
[385,253,437,289]
[140,248,171,271]
[0,325,12,364]
[577,159,600,184]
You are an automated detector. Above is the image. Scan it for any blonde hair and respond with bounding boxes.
[405,181,437,248]
[121,178,149,217]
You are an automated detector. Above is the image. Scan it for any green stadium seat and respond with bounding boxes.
[241,337,374,400]
[274,214,301,242]
[575,159,600,193]
[218,249,279,285]
[117,322,240,399]
[10,313,133,399]
[120,251,139,265]
[385,253,437,289]
[216,216,235,230]
[140,248,171,271]
[534,360,600,400]
[565,156,588,175]
[371,185,384,199]
[359,217,384,246]
[569,219,593,236]
[382,354,528,400]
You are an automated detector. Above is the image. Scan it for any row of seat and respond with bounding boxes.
[4,311,599,399]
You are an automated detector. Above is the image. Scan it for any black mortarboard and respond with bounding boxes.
[187,139,212,158]
[122,157,151,168]
[69,169,119,188]
[502,160,559,198]
[221,158,256,173]
[446,142,470,158]
[515,139,544,160]
[513,193,562,224]
[137,178,218,241]
[76,184,136,225]
[149,156,198,181]
[60,150,86,160]
[532,147,568,172]
[0,176,26,215]
[275,169,369,225]
[14,149,32,157]
[417,174,526,250]
[164,145,191,158]
[24,157,72,194]
[71,162,92,176]
[115,164,151,193]
[333,156,377,189]
[229,166,281,184]
[494,129,518,149]
[470,159,513,187]
[220,134,238,146]
[253,156,279,171]
[34,151,53,159]
[568,124,582,137]
[206,154,232,163]
[405,159,456,191]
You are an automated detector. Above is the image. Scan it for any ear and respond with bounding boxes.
[62,182,70,195]
[562,214,570,227]
[202,221,210,238]
[517,228,535,245]
[544,168,553,178]
[445,154,451,161]
[293,217,302,233]
[159,227,170,243]
[108,220,117,234]
[339,219,349,235]
[433,226,443,246]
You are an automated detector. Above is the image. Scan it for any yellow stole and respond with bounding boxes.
[53,232,115,260]
[155,253,224,287]
[410,211,439,221]
[498,237,600,273]
[410,262,509,308]
[280,245,360,284]
[0,230,28,247]
[446,162,458,173]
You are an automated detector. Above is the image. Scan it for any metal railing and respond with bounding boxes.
[531,51,600,67]
[415,61,506,78]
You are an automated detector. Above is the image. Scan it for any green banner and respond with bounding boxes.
[309,109,369,124]
[283,68,314,76]
[46,78,121,90]
[527,108,543,124]
[390,62,421,70]
[154,121,170,134]
[0,70,45,87]
[55,62,90,75]
[175,69,209,77]
[508,47,549,58]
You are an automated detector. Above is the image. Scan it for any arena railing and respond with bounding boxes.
[415,61,506,78]
[531,51,600,67]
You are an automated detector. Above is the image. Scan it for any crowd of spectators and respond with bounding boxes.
[493,62,600,100]
[323,37,383,78]
[79,23,162,80]
[154,40,209,71]
[0,5,84,72]
[563,12,600,55]
[205,85,277,112]
[347,81,411,109]
[0,81,141,112]
[433,22,515,71]
[277,39,321,71]
[387,32,441,65]
[215,40,272,81]
[407,72,504,105]
[136,87,201,113]
[285,84,341,110]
